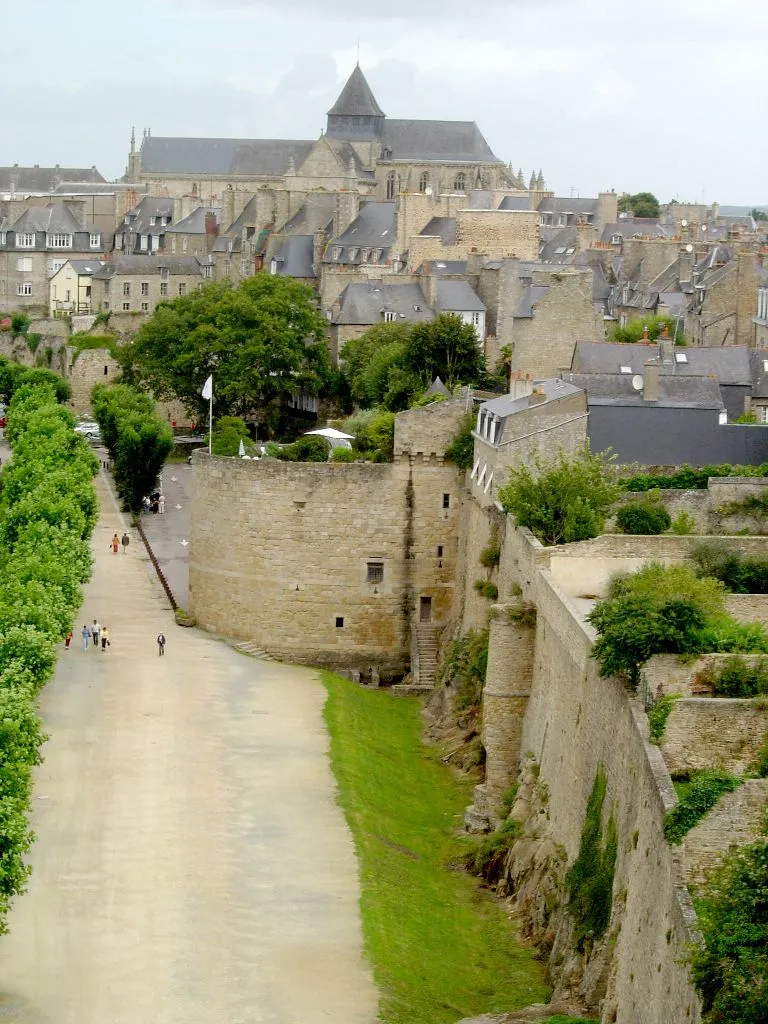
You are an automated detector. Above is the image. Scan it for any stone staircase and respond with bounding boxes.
[415,624,438,687]
[233,640,276,662]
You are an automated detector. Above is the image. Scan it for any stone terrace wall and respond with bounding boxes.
[661,698,768,775]
[490,524,702,1023]
[643,652,768,697]
[683,779,768,889]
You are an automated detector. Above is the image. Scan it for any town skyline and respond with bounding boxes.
[1,0,765,205]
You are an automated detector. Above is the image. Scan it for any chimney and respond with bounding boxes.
[643,359,660,402]
[575,218,596,251]
[205,212,217,237]
[510,370,534,400]
[312,227,327,277]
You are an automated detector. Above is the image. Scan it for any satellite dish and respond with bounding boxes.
[681,218,688,227]
[701,224,707,233]
[685,243,693,252]
[631,374,644,391]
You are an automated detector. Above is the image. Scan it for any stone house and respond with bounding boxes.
[49,259,104,315]
[113,196,175,255]
[329,280,434,360]
[470,376,588,505]
[0,202,106,313]
[165,207,219,258]
[90,255,210,315]
[685,248,762,347]
[476,260,602,376]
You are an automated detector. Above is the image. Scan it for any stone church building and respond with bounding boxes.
[124,65,520,203]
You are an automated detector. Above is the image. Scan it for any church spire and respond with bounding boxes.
[326,65,385,141]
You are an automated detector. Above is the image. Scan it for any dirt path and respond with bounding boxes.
[0,474,378,1024]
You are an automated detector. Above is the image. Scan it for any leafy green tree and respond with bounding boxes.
[342,409,396,462]
[211,416,249,456]
[498,446,621,546]
[405,314,486,391]
[92,384,173,515]
[617,192,660,218]
[340,322,411,406]
[690,839,768,1023]
[120,274,331,432]
[750,208,768,222]
[445,412,475,471]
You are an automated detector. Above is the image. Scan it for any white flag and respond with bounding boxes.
[201,375,213,401]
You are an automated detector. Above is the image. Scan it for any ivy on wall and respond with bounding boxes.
[566,767,618,952]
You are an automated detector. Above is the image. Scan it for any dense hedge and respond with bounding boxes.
[616,494,671,535]
[91,384,173,515]
[0,378,97,934]
[622,464,768,492]
[688,542,768,595]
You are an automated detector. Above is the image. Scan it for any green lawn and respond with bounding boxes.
[321,671,549,1024]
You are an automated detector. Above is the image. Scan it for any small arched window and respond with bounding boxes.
[419,172,429,194]
[454,172,466,192]
[386,172,396,200]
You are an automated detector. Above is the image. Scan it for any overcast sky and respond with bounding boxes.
[1,0,765,204]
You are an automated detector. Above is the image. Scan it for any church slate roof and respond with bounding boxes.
[0,165,105,191]
[139,137,314,176]
[327,65,385,117]
[381,119,501,163]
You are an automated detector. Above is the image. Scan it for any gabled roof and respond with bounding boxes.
[0,166,105,191]
[324,201,395,264]
[571,342,752,385]
[270,235,315,279]
[139,136,314,176]
[121,195,175,235]
[67,260,104,276]
[435,280,485,313]
[381,120,502,163]
[332,281,433,326]
[420,216,457,244]
[93,255,205,278]
[10,203,94,234]
[567,372,724,409]
[327,65,385,118]
[164,207,215,234]
[480,378,583,420]
[514,284,550,318]
[601,219,672,242]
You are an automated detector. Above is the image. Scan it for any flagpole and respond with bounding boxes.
[208,383,213,455]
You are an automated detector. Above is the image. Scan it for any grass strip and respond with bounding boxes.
[321,671,548,1024]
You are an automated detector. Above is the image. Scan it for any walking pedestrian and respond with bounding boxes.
[101,626,110,652]
[157,632,166,657]
[81,624,91,651]
[158,493,166,514]
[121,531,130,554]
[111,533,120,554]
[92,619,101,651]
[64,630,72,651]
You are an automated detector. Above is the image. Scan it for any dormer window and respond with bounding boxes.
[348,247,358,261]
[332,246,342,261]
[16,233,35,248]
[46,233,72,248]
[89,233,100,249]
[373,249,382,263]
[361,248,370,262]
[611,233,622,245]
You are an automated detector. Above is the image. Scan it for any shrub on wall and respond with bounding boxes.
[688,541,768,594]
[443,628,489,710]
[690,838,768,1023]
[498,446,620,546]
[277,435,330,462]
[647,693,681,742]
[445,412,475,471]
[0,377,97,935]
[566,767,618,952]
[620,464,768,492]
[697,655,768,697]
[615,493,671,535]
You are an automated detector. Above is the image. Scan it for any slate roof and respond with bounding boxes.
[480,378,583,419]
[498,196,531,211]
[0,166,105,191]
[121,196,175,234]
[93,255,204,278]
[514,284,550,318]
[538,197,599,217]
[566,372,724,409]
[10,203,95,234]
[435,280,485,313]
[571,342,752,384]
[420,216,457,244]
[270,235,315,279]
[601,219,672,242]
[139,137,315,176]
[323,201,395,264]
[280,194,336,234]
[415,259,468,276]
[164,208,216,234]
[67,260,104,275]
[750,351,768,399]
[332,281,434,325]
[381,120,502,163]
[539,226,578,264]
[327,65,385,117]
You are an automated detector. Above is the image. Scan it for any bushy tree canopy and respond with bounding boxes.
[617,191,660,218]
[609,314,685,345]
[120,274,331,431]
[211,416,249,457]
[340,314,486,411]
[498,446,621,546]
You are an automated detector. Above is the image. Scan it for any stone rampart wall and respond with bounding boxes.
[661,698,768,775]
[683,779,768,890]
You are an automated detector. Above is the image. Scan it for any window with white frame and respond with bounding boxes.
[0,232,6,245]
[471,311,481,326]
[122,302,130,310]
[114,233,123,250]
[150,235,159,251]
[203,264,212,278]
[178,283,186,296]
[361,248,370,262]
[182,237,188,253]
[123,282,130,297]
[160,282,168,297]
[348,247,358,261]
[383,311,396,322]
[170,237,177,254]
[46,233,72,248]
[418,172,429,193]
[141,302,149,311]
[139,234,148,250]
[16,282,32,295]
[89,233,100,249]
[141,282,149,296]
[332,247,342,260]
[16,233,35,248]
[16,257,32,272]
[759,405,768,423]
